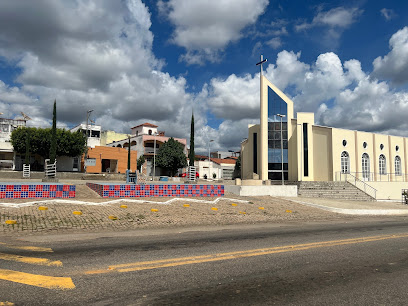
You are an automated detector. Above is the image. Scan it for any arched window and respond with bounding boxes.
[362,153,370,181]
[117,144,122,148]
[379,154,386,175]
[131,141,137,146]
[395,156,402,175]
[341,151,350,174]
[148,129,152,135]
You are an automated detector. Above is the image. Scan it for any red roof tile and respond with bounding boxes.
[131,122,158,129]
[210,158,236,165]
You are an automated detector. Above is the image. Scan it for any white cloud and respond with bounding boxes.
[296,7,362,31]
[266,37,282,49]
[158,0,269,65]
[372,27,408,85]
[204,46,408,143]
[0,1,196,135]
[295,7,362,48]
[380,8,396,21]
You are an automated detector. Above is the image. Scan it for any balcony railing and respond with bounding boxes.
[144,148,155,154]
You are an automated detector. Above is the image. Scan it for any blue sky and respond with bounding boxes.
[0,0,408,153]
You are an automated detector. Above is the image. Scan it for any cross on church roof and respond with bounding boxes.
[256,54,267,76]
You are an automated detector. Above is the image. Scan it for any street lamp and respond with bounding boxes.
[208,139,214,179]
[276,114,285,185]
[153,132,158,180]
[84,109,93,172]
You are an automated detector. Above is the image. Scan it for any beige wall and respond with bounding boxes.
[288,119,298,181]
[312,126,332,181]
[388,135,405,181]
[296,113,315,181]
[355,131,375,179]
[241,125,260,179]
[100,130,128,146]
[366,181,408,200]
[331,128,356,180]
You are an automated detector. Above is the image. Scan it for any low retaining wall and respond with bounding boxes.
[86,182,224,198]
[0,183,76,199]
[225,185,297,197]
[365,181,408,200]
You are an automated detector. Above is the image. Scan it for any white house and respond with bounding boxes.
[0,117,27,170]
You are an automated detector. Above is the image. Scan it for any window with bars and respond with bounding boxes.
[395,156,402,175]
[362,153,370,180]
[379,154,386,175]
[341,151,350,174]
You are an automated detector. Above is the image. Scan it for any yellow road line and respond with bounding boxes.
[0,302,14,306]
[0,242,53,253]
[85,233,408,275]
[0,253,62,267]
[0,269,75,290]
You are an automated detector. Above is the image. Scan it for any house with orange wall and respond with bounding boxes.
[81,146,138,173]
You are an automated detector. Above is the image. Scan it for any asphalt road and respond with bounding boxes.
[1,217,408,305]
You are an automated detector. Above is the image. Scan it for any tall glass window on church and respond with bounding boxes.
[395,156,401,175]
[379,154,386,175]
[341,151,349,174]
[267,87,288,180]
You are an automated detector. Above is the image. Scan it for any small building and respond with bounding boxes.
[82,146,138,174]
[195,158,236,180]
[0,117,27,170]
[106,123,187,176]
[70,124,101,148]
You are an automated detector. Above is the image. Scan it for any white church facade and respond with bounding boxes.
[241,71,408,200]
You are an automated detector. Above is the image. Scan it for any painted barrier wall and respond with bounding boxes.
[0,184,75,199]
[87,183,224,198]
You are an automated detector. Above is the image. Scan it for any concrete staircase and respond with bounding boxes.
[297,181,375,201]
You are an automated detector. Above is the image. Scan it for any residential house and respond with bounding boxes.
[106,123,187,176]
[0,117,27,170]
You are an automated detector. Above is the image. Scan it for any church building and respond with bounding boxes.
[241,65,408,200]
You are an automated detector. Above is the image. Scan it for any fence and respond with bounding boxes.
[44,159,57,178]
[23,164,30,178]
[336,171,408,182]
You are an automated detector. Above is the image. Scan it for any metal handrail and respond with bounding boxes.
[336,172,377,199]
[337,171,407,182]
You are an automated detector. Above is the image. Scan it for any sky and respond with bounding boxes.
[1,0,408,154]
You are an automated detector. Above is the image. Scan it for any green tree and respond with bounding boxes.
[137,155,145,172]
[233,156,241,179]
[189,112,195,167]
[49,100,57,163]
[11,127,86,158]
[155,137,187,176]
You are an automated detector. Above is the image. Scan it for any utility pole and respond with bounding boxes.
[84,109,93,172]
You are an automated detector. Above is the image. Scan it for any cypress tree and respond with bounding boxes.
[189,112,195,167]
[49,100,57,164]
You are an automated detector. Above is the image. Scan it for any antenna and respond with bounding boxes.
[20,112,32,121]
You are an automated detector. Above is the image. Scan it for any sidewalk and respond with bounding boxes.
[1,180,408,236]
[288,197,408,215]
